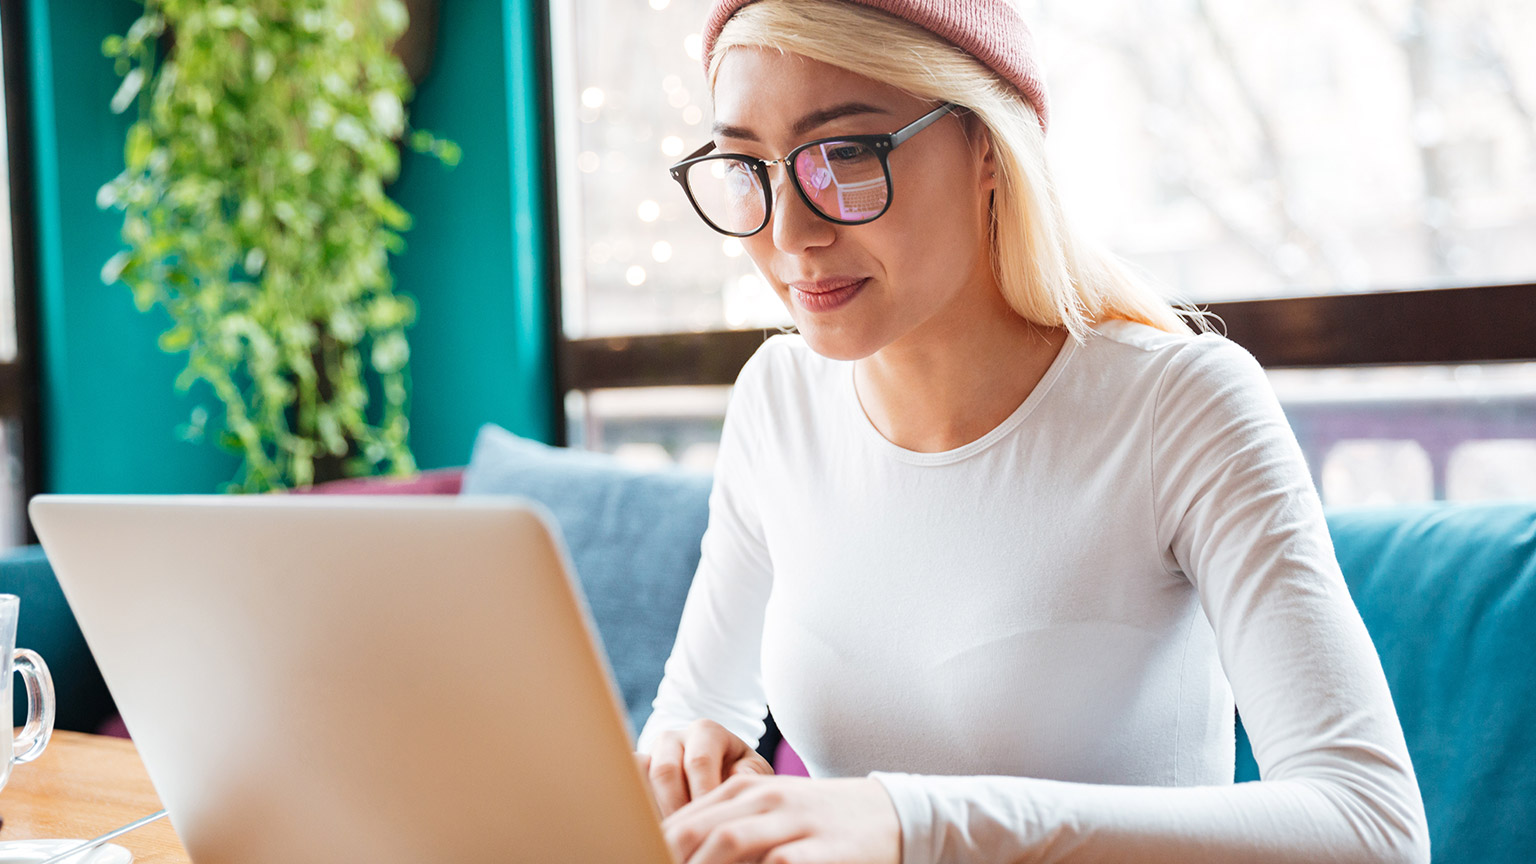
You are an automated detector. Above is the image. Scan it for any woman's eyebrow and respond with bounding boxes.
[711,101,892,142]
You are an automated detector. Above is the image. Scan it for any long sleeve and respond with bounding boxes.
[869,338,1430,863]
[636,354,777,753]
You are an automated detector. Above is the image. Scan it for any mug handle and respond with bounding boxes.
[12,648,55,764]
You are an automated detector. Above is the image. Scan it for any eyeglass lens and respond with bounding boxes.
[684,139,888,234]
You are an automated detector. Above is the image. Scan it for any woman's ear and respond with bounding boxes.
[963,112,998,191]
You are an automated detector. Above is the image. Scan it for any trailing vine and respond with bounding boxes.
[98,0,459,492]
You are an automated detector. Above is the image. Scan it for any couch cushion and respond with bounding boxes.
[292,466,464,495]
[460,424,712,741]
[1237,501,1536,864]
[0,545,117,733]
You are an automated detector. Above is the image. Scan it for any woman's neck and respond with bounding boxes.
[853,289,1070,454]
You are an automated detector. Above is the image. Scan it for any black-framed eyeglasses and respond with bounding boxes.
[668,101,962,237]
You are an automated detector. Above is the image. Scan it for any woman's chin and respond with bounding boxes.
[794,324,881,363]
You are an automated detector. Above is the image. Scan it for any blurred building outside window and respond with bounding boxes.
[1270,362,1536,505]
[551,0,1536,506]
[566,386,728,474]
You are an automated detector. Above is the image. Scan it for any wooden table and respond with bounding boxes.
[0,731,190,863]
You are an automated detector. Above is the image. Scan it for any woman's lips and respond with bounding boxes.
[789,277,868,312]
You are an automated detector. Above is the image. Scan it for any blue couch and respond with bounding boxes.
[5,423,1532,863]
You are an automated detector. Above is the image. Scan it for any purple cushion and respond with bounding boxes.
[774,740,809,777]
[290,466,465,496]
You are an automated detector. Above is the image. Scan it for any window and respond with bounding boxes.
[566,386,728,471]
[553,0,1536,336]
[1271,363,1536,505]
[1035,0,1536,302]
[0,3,39,550]
[548,0,1536,502]
[0,15,22,549]
[549,0,788,341]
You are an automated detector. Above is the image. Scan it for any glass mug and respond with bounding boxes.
[0,594,55,793]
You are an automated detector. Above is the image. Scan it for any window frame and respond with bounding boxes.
[2,0,45,545]
[557,284,1536,392]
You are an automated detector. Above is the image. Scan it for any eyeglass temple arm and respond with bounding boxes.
[674,103,955,171]
[889,101,961,149]
[681,141,716,161]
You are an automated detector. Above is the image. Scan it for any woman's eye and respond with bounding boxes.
[827,144,871,162]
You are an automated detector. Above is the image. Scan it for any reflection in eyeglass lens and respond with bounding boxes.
[796,141,887,221]
[687,158,767,234]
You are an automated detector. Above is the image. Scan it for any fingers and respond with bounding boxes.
[727,749,775,778]
[647,733,692,819]
[760,837,831,864]
[633,753,660,813]
[682,720,732,801]
[664,780,803,864]
[684,814,808,864]
[644,720,767,820]
[663,776,897,864]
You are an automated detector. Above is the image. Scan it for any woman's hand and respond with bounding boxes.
[661,774,901,864]
[636,719,775,819]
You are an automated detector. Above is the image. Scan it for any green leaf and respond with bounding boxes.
[175,405,209,442]
[317,410,346,456]
[158,325,194,353]
[292,454,313,488]
[378,199,411,230]
[123,215,150,245]
[331,310,366,346]
[253,50,275,83]
[378,0,409,38]
[125,122,154,171]
[370,332,409,374]
[101,251,132,285]
[110,67,145,114]
[369,91,404,138]
[125,14,164,49]
[173,366,203,391]
[332,116,369,151]
[365,297,410,329]
[208,6,239,29]
[433,140,462,167]
[130,281,159,312]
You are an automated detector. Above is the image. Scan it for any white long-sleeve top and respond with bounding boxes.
[636,319,1429,863]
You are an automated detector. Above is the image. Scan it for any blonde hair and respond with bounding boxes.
[709,0,1220,343]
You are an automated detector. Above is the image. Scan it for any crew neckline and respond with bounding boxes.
[845,328,1082,466]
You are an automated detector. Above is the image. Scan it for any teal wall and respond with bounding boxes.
[390,0,555,471]
[25,0,234,494]
[22,0,554,495]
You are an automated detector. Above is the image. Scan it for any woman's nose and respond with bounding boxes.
[766,163,835,253]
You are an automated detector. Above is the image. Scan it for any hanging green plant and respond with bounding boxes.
[97,0,459,492]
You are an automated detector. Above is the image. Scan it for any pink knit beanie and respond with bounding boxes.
[701,0,1051,134]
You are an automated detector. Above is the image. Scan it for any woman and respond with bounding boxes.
[633,2,1431,863]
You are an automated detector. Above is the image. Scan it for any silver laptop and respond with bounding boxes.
[27,494,675,864]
